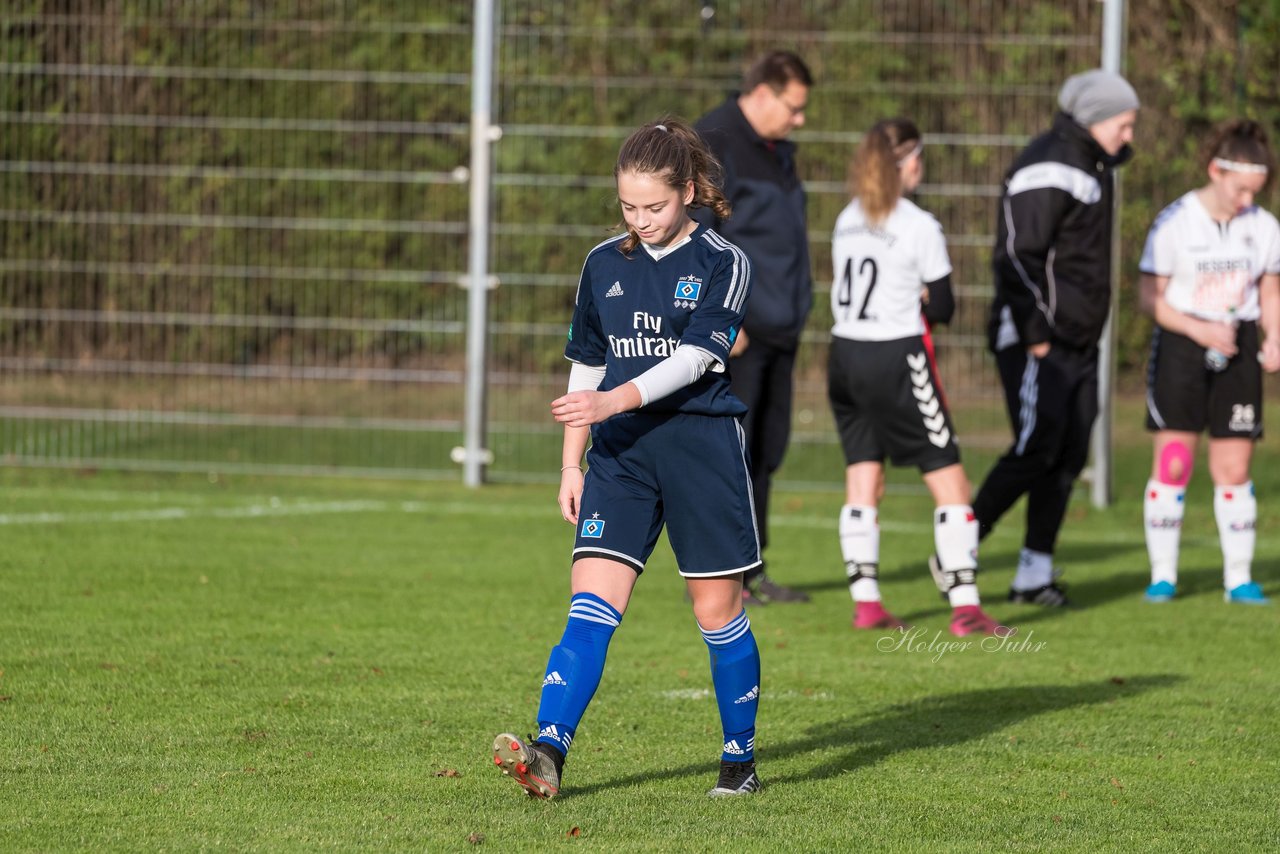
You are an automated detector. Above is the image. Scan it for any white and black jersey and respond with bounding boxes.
[830,197,952,341]
[1141,192,1278,438]
[1140,191,1280,323]
[827,197,959,471]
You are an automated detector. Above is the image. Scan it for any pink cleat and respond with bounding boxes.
[853,601,908,630]
[949,605,1015,637]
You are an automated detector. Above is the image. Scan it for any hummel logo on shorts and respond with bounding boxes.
[543,671,568,687]
[605,281,624,298]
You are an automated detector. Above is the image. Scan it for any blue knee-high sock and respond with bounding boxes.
[535,592,622,757]
[700,610,759,762]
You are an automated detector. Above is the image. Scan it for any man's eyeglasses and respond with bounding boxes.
[773,89,807,117]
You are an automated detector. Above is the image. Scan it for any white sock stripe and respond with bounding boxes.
[569,612,621,628]
[569,596,622,619]
[1015,356,1039,455]
[569,604,620,624]
[701,611,750,645]
[569,597,622,626]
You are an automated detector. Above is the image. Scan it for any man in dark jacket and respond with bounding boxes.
[972,69,1140,607]
[693,51,813,604]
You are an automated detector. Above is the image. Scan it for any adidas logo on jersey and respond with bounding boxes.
[734,685,759,704]
[605,281,624,298]
[542,671,568,687]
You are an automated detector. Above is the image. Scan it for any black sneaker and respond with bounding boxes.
[752,574,810,604]
[1007,581,1071,607]
[492,732,562,799]
[708,759,762,797]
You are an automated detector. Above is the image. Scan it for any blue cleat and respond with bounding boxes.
[1143,580,1176,602]
[1225,582,1270,605]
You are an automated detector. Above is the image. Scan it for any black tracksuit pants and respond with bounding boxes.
[730,339,796,579]
[973,342,1099,555]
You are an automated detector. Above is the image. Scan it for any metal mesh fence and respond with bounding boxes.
[1,1,1103,484]
[483,0,1105,486]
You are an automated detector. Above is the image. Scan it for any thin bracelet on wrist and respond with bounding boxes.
[561,464,583,472]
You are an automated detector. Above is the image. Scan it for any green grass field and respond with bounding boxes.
[2,437,1279,851]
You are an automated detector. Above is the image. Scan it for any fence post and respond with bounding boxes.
[461,0,498,486]
[1091,0,1128,508]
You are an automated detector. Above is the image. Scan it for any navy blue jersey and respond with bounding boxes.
[565,223,752,416]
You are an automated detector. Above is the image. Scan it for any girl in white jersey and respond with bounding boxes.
[1140,119,1280,604]
[828,118,1012,637]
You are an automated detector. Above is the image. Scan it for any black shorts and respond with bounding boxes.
[1145,321,1263,439]
[827,335,961,472]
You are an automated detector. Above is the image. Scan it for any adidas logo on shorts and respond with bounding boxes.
[605,281,624,298]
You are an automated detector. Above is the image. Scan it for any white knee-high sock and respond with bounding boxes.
[935,504,980,607]
[1214,482,1256,590]
[1144,479,1185,585]
[839,505,880,602]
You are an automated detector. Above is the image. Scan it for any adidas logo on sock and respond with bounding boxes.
[734,685,759,704]
[543,671,568,687]
[605,281,624,298]
[723,739,747,755]
[538,724,572,750]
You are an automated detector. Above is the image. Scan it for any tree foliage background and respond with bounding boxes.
[2,1,1278,381]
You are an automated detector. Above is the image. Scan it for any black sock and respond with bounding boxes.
[535,739,566,775]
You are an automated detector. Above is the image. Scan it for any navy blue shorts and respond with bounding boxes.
[573,411,762,577]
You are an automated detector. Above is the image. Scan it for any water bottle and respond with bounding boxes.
[1205,308,1236,373]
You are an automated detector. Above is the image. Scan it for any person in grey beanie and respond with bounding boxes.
[957,69,1139,608]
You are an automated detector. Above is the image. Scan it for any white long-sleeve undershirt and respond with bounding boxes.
[567,345,718,406]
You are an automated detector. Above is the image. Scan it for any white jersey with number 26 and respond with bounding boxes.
[1140,190,1280,323]
[830,197,952,341]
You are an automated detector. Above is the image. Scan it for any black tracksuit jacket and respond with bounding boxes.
[693,97,812,352]
[988,112,1133,353]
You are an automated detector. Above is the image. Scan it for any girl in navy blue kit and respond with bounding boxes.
[492,118,763,799]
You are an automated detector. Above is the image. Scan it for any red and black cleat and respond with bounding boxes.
[491,732,561,799]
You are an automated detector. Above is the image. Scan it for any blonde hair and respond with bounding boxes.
[614,117,731,255]
[849,118,921,224]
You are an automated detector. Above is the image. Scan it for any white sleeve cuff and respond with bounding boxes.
[630,346,716,406]
[567,361,607,393]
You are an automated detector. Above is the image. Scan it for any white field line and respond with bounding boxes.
[659,688,834,701]
[0,494,1156,545]
[0,499,385,526]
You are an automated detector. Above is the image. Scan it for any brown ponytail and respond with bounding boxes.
[614,117,731,255]
[849,118,921,225]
